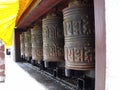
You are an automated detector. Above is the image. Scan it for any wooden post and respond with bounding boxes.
[94,0,106,90]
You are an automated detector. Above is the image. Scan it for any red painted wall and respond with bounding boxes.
[0,43,5,82]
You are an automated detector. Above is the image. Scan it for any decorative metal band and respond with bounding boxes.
[63,0,95,70]
[32,47,43,60]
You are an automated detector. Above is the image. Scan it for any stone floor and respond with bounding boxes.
[0,55,73,90]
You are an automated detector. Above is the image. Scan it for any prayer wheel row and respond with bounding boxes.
[20,0,95,71]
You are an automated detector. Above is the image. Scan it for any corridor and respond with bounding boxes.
[0,55,48,90]
[0,55,70,90]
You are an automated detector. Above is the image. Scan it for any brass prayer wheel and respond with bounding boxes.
[63,0,95,70]
[20,33,25,58]
[31,24,43,61]
[42,11,64,63]
[24,30,32,59]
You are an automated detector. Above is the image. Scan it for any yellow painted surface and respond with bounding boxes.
[0,0,32,46]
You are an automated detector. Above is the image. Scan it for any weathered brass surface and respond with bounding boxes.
[42,11,64,62]
[31,24,43,61]
[63,0,95,70]
[24,30,32,58]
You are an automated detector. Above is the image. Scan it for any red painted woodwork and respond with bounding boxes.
[0,45,5,51]
[0,44,5,79]
[94,0,106,90]
[17,0,64,30]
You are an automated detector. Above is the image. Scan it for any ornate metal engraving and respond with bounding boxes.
[63,0,95,70]
[24,30,32,58]
[42,11,64,62]
[31,24,43,61]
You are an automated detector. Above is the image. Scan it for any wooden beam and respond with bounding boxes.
[16,0,64,30]
[17,0,42,25]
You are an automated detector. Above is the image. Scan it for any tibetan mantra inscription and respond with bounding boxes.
[31,25,43,61]
[24,30,32,58]
[42,13,64,62]
[63,0,95,70]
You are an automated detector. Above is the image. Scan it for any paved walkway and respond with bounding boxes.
[0,55,48,90]
[0,55,71,90]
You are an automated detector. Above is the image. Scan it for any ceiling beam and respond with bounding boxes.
[16,0,64,30]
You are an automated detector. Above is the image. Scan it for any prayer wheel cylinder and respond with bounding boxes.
[20,33,25,58]
[31,25,43,61]
[63,0,95,70]
[42,11,64,67]
[24,30,32,61]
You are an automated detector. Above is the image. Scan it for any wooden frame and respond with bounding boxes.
[94,0,106,90]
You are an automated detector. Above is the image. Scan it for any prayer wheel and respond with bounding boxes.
[20,33,25,58]
[63,0,95,71]
[31,24,43,63]
[24,30,32,61]
[42,11,64,68]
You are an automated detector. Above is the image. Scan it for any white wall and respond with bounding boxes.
[105,0,120,90]
[11,30,15,61]
[5,30,15,61]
